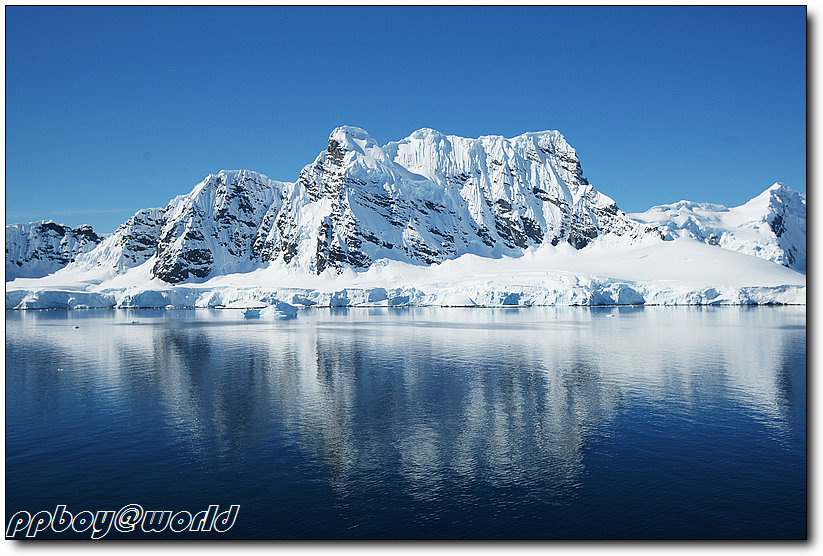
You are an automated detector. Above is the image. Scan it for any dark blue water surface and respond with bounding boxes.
[5,307,806,539]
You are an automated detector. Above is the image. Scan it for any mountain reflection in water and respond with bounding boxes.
[5,306,806,538]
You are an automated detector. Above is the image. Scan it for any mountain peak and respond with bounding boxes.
[405,127,448,142]
[328,126,379,155]
[743,182,804,212]
[509,129,563,141]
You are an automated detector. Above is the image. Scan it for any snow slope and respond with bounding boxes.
[631,183,806,272]
[5,236,805,309]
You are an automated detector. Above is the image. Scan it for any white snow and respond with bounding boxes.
[5,234,805,309]
[631,182,805,273]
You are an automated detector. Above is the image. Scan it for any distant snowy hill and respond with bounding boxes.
[631,183,805,273]
[5,126,806,307]
[5,221,102,280]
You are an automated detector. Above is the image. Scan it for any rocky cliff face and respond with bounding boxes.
[631,183,806,273]
[5,221,102,279]
[150,170,285,283]
[70,207,164,274]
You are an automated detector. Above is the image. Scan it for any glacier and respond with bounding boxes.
[5,126,806,309]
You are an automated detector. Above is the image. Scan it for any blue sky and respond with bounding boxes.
[5,6,806,232]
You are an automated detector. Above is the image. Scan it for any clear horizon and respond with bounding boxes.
[5,6,806,233]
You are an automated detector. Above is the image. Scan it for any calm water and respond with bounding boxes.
[5,307,806,539]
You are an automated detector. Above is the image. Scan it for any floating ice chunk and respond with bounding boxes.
[245,301,298,320]
[260,302,298,319]
[242,308,261,318]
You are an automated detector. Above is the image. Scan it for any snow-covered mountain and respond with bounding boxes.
[256,126,661,278]
[631,183,806,273]
[4,126,806,308]
[151,170,286,282]
[5,220,102,280]
[69,207,164,274]
[18,126,664,284]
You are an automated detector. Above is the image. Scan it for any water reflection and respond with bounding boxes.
[6,306,804,508]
